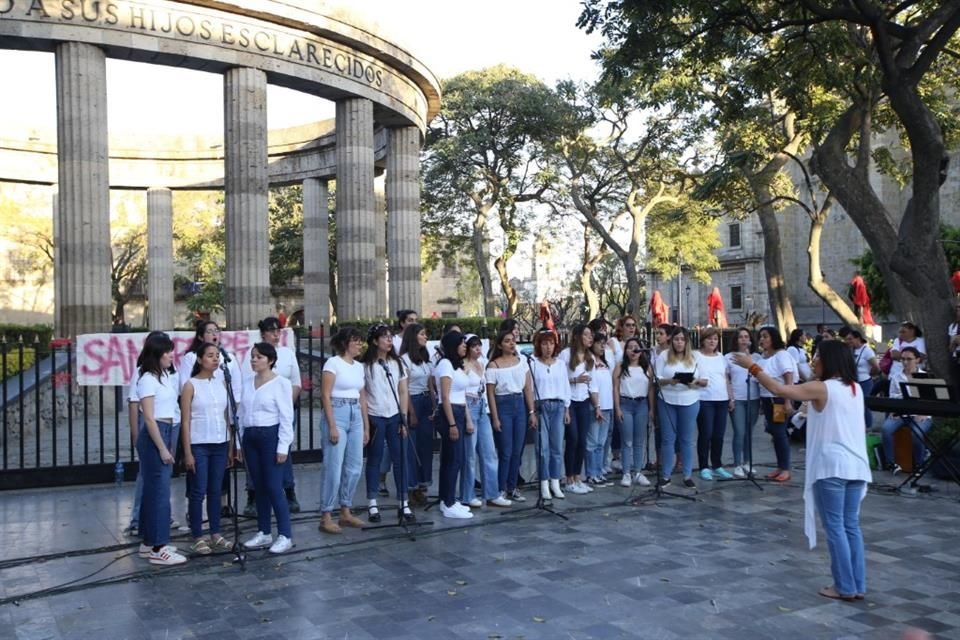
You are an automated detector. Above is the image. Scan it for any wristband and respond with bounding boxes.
[748,364,762,377]
[449,422,457,428]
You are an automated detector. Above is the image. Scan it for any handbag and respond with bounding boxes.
[771,397,787,423]
[878,349,893,375]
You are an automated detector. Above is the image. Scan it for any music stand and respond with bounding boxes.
[896,379,960,490]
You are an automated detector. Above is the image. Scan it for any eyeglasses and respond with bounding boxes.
[204,329,220,335]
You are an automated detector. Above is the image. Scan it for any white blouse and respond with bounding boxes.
[757,350,795,398]
[853,344,876,383]
[240,375,294,454]
[530,358,571,406]
[697,352,730,402]
[592,362,614,411]
[184,376,229,444]
[727,352,761,401]
[401,354,433,395]
[136,371,181,423]
[485,360,528,395]
[558,348,599,402]
[655,351,702,406]
[618,366,650,400]
[179,350,242,402]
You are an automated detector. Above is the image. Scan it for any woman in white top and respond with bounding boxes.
[585,333,614,486]
[135,334,186,566]
[399,323,436,504]
[733,340,871,601]
[318,328,369,534]
[559,324,601,494]
[361,323,415,524]
[179,320,241,401]
[180,342,232,555]
[843,327,879,430]
[880,346,933,473]
[530,330,571,500]
[463,334,509,508]
[787,329,813,382]
[486,329,537,502]
[888,322,926,379]
[613,337,654,487]
[756,326,796,483]
[435,330,475,519]
[726,327,761,478]
[656,326,707,488]
[696,327,734,481]
[238,342,295,554]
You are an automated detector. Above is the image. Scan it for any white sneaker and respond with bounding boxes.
[549,479,565,499]
[149,547,187,566]
[733,465,746,478]
[579,481,594,493]
[139,543,177,558]
[451,501,471,515]
[441,503,474,519]
[487,494,512,507]
[620,473,632,487]
[269,535,294,554]
[569,481,589,494]
[612,459,623,471]
[243,531,273,549]
[634,473,651,486]
[467,498,483,508]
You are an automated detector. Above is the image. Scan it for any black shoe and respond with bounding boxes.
[243,490,257,517]
[683,478,697,489]
[285,488,301,514]
[658,478,671,488]
[378,481,389,497]
[221,504,234,518]
[402,508,416,524]
[368,507,381,523]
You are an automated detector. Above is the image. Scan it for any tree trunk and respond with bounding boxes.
[494,252,519,317]
[747,170,797,337]
[472,206,497,317]
[623,255,640,316]
[581,229,603,320]
[807,210,860,327]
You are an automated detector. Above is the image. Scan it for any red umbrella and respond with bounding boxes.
[849,274,875,326]
[952,270,960,294]
[538,300,555,331]
[706,287,728,328]
[649,290,670,326]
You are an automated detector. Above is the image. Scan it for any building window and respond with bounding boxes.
[728,223,741,248]
[730,285,743,310]
[442,260,457,278]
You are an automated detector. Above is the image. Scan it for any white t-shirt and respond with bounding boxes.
[726,352,761,401]
[655,351,702,406]
[401,354,433,396]
[558,348,599,402]
[183,376,229,444]
[136,371,181,423]
[697,352,729,402]
[853,344,876,383]
[787,345,812,381]
[434,359,470,405]
[617,365,649,400]
[485,360,528,395]
[757,350,795,398]
[592,361,614,411]
[322,356,365,399]
[890,336,926,379]
[364,358,407,418]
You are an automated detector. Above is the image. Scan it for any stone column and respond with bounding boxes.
[223,67,271,329]
[52,190,62,335]
[146,188,174,330]
[386,126,423,314]
[335,98,376,321]
[374,178,387,317]
[302,178,330,328]
[55,42,111,337]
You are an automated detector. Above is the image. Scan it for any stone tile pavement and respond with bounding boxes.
[0,437,958,640]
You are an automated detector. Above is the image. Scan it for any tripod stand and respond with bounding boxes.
[628,348,696,505]
[499,354,567,521]
[730,369,763,491]
[363,359,433,538]
[219,351,246,570]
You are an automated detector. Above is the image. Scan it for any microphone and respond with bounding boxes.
[378,358,393,379]
[524,352,534,362]
[219,347,232,364]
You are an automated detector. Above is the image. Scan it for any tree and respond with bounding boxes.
[580,0,960,378]
[422,65,577,317]
[110,228,146,324]
[268,186,304,287]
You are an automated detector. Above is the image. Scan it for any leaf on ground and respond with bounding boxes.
[448,590,458,596]
[488,635,502,639]
[660,577,670,582]
[533,616,545,623]
[254,600,264,605]
[455,580,467,585]
[427,615,436,622]
[260,617,271,623]
[777,606,792,612]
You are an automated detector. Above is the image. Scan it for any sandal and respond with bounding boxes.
[817,586,857,602]
[774,471,791,483]
[765,469,782,479]
[210,535,232,552]
[190,538,212,555]
[319,519,342,534]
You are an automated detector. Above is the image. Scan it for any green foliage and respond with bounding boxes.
[0,346,36,382]
[646,208,721,283]
[0,324,54,353]
[269,186,304,287]
[326,317,504,340]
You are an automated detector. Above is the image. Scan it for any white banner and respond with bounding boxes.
[75,328,295,386]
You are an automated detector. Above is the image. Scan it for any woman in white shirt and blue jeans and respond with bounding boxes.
[656,326,707,489]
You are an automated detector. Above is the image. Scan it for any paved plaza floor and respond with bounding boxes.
[0,436,958,640]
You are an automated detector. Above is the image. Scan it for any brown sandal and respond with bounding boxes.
[774,471,791,483]
[818,586,856,601]
[319,519,342,534]
[339,511,365,528]
[765,469,782,479]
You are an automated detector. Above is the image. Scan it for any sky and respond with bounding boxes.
[0,0,604,136]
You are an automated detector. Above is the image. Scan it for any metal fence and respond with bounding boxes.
[0,327,329,490]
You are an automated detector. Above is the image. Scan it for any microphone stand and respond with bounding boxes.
[730,361,762,491]
[219,351,246,570]
[363,358,433,538]
[499,353,567,521]
[629,347,696,505]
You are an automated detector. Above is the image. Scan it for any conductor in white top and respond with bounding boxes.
[733,340,871,602]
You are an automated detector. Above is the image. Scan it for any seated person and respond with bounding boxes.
[880,347,932,471]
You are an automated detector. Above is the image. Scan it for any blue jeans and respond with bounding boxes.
[464,396,499,501]
[188,442,229,538]
[618,396,649,474]
[366,414,414,500]
[537,399,565,480]
[242,425,292,538]
[697,400,728,470]
[858,379,874,430]
[438,404,467,508]
[566,399,592,477]
[813,478,867,597]
[881,415,932,468]
[320,399,364,513]
[657,400,699,480]
[761,397,791,470]
[409,393,435,487]
[494,393,527,493]
[586,409,611,478]
[730,399,760,467]
[130,419,181,529]
[136,420,174,547]
[246,407,295,491]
